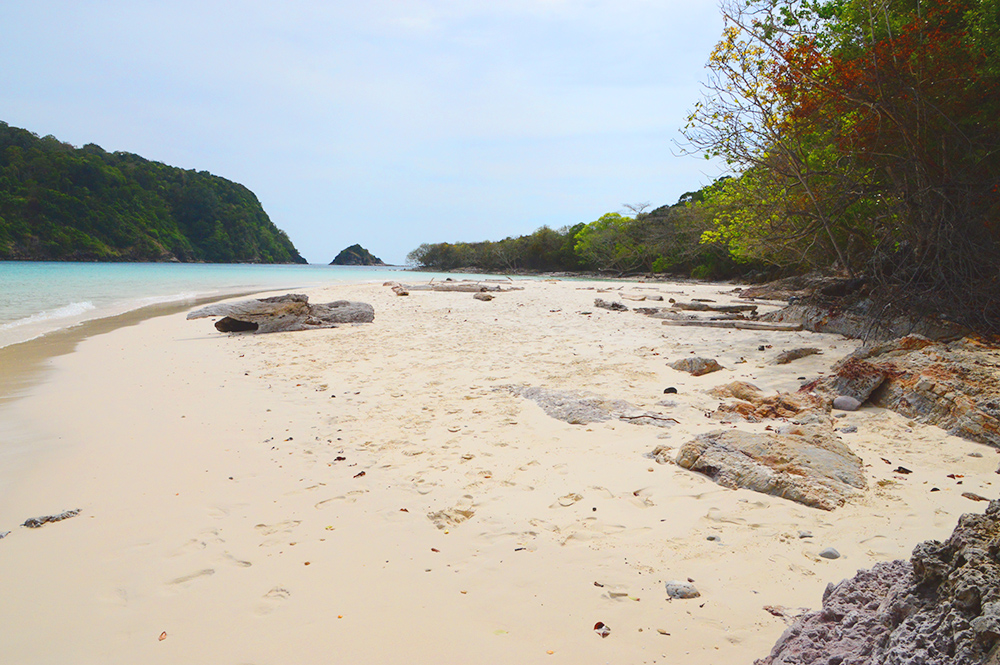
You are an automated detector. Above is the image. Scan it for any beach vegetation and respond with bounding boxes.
[683,0,1000,333]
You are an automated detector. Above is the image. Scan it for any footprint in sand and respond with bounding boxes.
[168,568,215,587]
[224,552,253,568]
[255,586,291,616]
[314,490,368,509]
[552,493,584,508]
[254,520,301,536]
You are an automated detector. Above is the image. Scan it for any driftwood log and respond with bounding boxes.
[671,302,758,313]
[661,320,804,331]
[187,294,374,333]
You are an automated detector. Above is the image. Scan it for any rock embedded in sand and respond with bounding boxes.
[670,428,866,510]
[21,508,81,528]
[756,500,1000,665]
[505,386,676,427]
[473,292,494,301]
[818,547,840,559]
[668,357,723,376]
[665,581,700,599]
[187,294,374,333]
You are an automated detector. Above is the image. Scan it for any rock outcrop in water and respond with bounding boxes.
[756,500,1000,665]
[187,294,374,333]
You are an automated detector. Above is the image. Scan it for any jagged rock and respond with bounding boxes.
[669,357,723,376]
[668,428,865,510]
[594,298,628,311]
[709,381,825,422]
[772,348,822,365]
[811,335,1000,446]
[756,501,1000,665]
[22,508,81,528]
[187,294,374,333]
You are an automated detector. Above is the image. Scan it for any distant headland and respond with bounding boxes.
[0,121,306,263]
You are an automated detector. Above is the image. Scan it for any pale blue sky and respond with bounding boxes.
[2,1,726,264]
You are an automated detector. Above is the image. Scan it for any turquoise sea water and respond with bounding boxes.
[0,262,497,350]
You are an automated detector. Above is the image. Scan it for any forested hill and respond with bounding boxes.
[0,122,306,263]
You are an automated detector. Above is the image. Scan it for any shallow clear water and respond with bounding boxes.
[0,262,493,349]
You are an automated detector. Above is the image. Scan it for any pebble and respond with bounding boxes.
[663,387,678,394]
[819,547,841,559]
[706,535,721,542]
[839,425,858,434]
[970,452,984,458]
[665,581,700,599]
[799,530,813,539]
[832,395,862,411]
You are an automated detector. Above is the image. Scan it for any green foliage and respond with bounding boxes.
[407,186,757,279]
[0,121,305,263]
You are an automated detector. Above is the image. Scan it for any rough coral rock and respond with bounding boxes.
[811,335,1000,446]
[756,501,1000,665]
[667,428,865,510]
[669,357,724,376]
[710,381,825,422]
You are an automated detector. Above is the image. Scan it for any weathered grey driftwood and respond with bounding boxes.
[187,294,374,333]
[392,282,522,293]
[661,320,804,331]
[22,508,81,528]
[671,302,758,313]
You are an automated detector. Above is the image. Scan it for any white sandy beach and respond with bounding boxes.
[0,278,995,665]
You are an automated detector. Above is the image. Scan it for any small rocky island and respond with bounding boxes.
[329,244,385,266]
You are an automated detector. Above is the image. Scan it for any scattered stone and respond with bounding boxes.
[839,425,858,434]
[818,547,840,559]
[894,466,913,474]
[663,387,678,394]
[798,531,813,539]
[665,581,700,599]
[657,628,671,636]
[772,348,822,365]
[594,298,628,311]
[755,500,1000,665]
[970,452,984,458]
[963,492,990,502]
[0,531,9,539]
[22,508,81,528]
[832,395,862,411]
[668,357,723,376]
[706,535,721,542]
[670,428,866,510]
[187,294,374,333]
[473,293,494,301]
